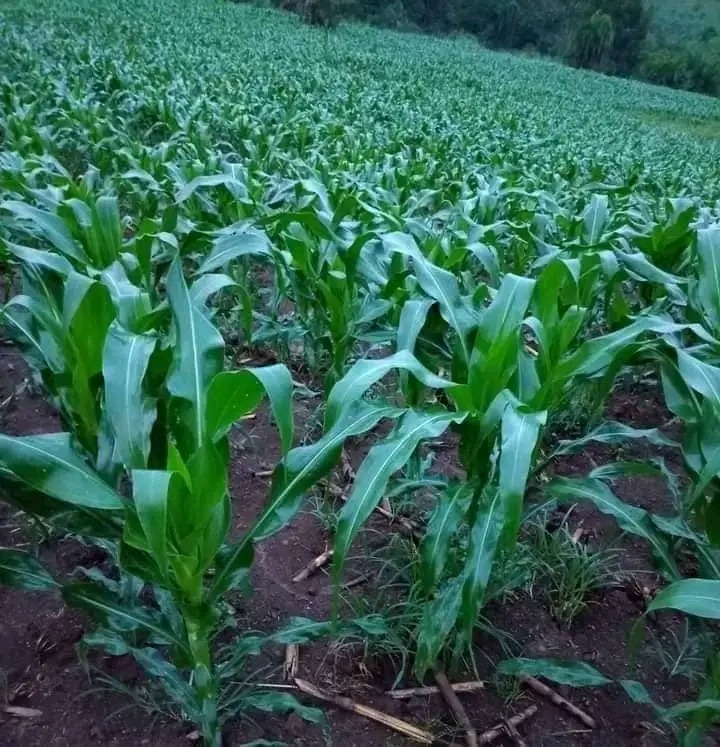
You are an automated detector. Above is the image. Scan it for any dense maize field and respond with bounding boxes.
[2,0,720,744]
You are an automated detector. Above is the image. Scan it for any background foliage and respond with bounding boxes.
[271,0,720,96]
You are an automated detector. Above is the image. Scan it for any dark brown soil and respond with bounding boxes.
[0,345,709,746]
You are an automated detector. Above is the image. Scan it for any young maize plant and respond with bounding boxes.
[0,250,402,744]
[541,226,720,741]
[297,230,665,676]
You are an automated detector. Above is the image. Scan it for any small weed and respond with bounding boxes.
[649,618,707,685]
[526,512,620,625]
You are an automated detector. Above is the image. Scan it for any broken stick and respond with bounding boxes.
[292,548,333,582]
[387,680,486,699]
[293,677,433,744]
[477,704,538,744]
[434,670,477,746]
[521,675,595,728]
[3,706,42,718]
[284,644,299,680]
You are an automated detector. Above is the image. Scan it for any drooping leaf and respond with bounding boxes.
[0,433,124,510]
[206,365,293,453]
[552,421,677,457]
[648,579,720,620]
[546,477,679,579]
[197,228,271,274]
[497,657,612,686]
[0,548,58,590]
[63,582,187,651]
[325,350,453,429]
[2,200,88,263]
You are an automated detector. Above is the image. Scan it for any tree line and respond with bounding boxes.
[270,0,720,97]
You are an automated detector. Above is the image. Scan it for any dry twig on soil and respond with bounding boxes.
[386,680,486,699]
[284,644,299,680]
[292,548,333,582]
[520,675,595,728]
[3,706,42,718]
[343,572,372,590]
[477,704,538,744]
[434,670,477,746]
[293,677,434,744]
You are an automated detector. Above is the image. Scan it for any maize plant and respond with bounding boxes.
[0,255,407,744]
[308,232,664,675]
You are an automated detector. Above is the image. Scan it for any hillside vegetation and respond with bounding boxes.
[649,0,720,42]
[277,0,720,96]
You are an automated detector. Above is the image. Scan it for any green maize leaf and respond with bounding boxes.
[546,477,679,579]
[468,242,500,285]
[662,700,720,722]
[383,232,475,358]
[479,274,535,344]
[552,420,678,457]
[615,250,683,288]
[2,200,88,263]
[497,657,612,686]
[648,579,720,619]
[419,482,470,592]
[175,173,248,204]
[677,349,720,403]
[103,323,157,469]
[325,350,453,430]
[333,409,464,585]
[532,258,578,325]
[0,548,58,590]
[0,433,124,510]
[4,241,73,275]
[100,261,153,329]
[468,277,535,413]
[3,297,56,369]
[556,316,653,380]
[498,404,545,545]
[396,298,434,353]
[695,226,720,333]
[179,440,229,552]
[620,679,659,709]
[197,227,271,274]
[590,458,682,503]
[131,470,173,578]
[210,403,396,601]
[91,195,123,268]
[415,575,464,676]
[63,581,187,651]
[583,194,609,245]
[189,273,236,308]
[166,255,224,452]
[64,272,115,374]
[206,365,294,452]
[132,646,199,714]
[650,514,700,542]
[460,488,504,634]
[241,692,324,725]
